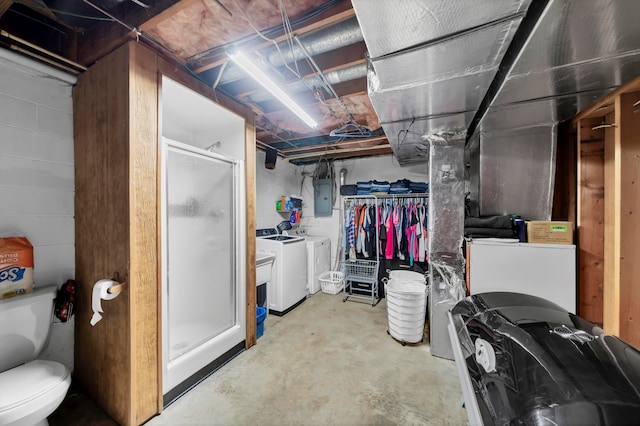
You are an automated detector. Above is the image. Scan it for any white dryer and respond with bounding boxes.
[283,227,331,295]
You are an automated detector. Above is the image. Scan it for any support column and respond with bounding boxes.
[427,132,466,359]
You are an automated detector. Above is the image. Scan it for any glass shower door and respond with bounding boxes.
[163,141,243,394]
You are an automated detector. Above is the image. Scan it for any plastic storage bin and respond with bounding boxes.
[256,306,267,338]
[319,271,344,294]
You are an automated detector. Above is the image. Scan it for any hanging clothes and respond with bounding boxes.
[343,195,428,264]
[348,206,356,259]
[385,203,395,260]
[417,204,426,262]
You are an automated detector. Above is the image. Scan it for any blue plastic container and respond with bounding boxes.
[256,306,267,338]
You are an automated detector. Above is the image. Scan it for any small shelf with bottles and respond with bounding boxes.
[275,196,302,213]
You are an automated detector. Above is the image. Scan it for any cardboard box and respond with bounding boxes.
[526,221,574,245]
[0,237,34,299]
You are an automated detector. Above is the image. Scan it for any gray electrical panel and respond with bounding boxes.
[313,178,333,217]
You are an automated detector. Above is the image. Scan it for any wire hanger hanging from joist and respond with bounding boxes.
[330,121,372,138]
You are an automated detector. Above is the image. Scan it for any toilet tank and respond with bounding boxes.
[0,285,57,372]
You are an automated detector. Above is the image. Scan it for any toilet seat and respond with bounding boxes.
[0,359,71,426]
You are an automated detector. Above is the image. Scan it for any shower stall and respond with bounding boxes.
[160,77,246,403]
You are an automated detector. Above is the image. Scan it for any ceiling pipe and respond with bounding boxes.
[218,16,363,86]
[266,15,363,67]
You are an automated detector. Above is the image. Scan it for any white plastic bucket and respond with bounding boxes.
[385,279,427,295]
[388,270,426,284]
[385,277,427,344]
[386,295,426,311]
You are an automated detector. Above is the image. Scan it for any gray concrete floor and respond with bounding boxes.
[146,292,466,426]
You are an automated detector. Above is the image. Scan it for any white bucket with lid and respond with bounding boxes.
[388,270,426,284]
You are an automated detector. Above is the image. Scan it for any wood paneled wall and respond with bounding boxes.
[74,41,257,425]
[568,76,640,348]
[74,42,159,426]
[577,118,605,325]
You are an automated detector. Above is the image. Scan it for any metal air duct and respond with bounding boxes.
[218,16,364,87]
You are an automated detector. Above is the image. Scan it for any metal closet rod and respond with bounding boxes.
[343,194,429,206]
[343,193,429,199]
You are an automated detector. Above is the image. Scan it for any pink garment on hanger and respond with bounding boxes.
[385,205,394,259]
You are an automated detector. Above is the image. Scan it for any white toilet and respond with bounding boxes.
[0,286,72,426]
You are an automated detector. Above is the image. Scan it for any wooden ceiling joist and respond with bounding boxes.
[0,0,12,17]
[190,3,355,74]
[285,144,392,162]
[76,0,185,66]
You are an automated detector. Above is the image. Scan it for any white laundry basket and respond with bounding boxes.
[319,271,344,294]
[385,278,428,344]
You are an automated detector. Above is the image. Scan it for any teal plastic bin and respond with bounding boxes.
[256,307,267,338]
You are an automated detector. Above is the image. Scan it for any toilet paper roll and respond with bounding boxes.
[90,279,120,326]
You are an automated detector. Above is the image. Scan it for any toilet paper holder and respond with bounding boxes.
[90,272,127,326]
[107,272,126,295]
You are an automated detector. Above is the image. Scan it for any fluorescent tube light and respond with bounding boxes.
[227,49,318,129]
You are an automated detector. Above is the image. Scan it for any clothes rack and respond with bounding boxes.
[340,193,429,306]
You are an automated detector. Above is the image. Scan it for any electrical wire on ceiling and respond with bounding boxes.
[6,9,68,35]
[187,0,345,64]
[255,122,299,149]
[229,0,363,134]
[129,0,150,8]
[396,117,416,148]
[76,0,217,89]
[230,0,304,82]
[13,0,113,21]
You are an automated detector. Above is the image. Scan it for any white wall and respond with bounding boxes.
[255,150,302,230]
[0,50,76,371]
[299,155,429,268]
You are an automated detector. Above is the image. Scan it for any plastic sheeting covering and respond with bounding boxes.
[352,0,530,59]
[352,0,528,166]
[449,292,640,425]
[427,133,466,359]
[381,114,473,167]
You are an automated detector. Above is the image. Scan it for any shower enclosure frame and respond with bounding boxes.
[160,137,246,400]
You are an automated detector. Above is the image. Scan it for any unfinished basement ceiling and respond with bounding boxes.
[1,0,640,172]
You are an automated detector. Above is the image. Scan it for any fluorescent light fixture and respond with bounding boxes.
[227,49,318,129]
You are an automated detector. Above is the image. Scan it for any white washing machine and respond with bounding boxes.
[283,227,331,295]
[256,228,307,315]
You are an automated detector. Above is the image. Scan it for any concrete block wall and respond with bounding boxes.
[0,50,76,371]
[300,155,429,269]
[255,150,302,230]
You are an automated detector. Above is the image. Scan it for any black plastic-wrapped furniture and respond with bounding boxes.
[448,292,640,426]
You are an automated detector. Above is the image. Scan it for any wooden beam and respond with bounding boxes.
[285,143,392,161]
[19,0,76,29]
[139,0,201,32]
[245,111,257,349]
[0,0,12,17]
[293,147,393,162]
[572,74,640,123]
[616,91,640,347]
[279,135,387,154]
[76,0,182,66]
[603,110,618,337]
[577,118,604,325]
[190,4,355,73]
[128,42,161,426]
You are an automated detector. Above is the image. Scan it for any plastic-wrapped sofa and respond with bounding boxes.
[448,292,640,425]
